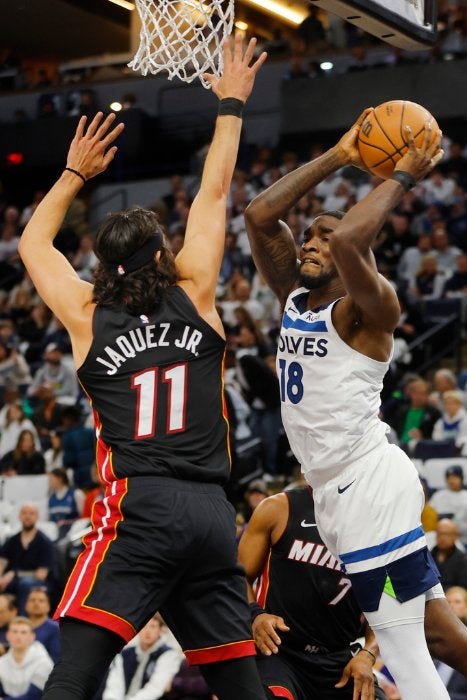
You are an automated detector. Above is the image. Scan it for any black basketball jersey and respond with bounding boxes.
[77,286,230,484]
[256,487,364,653]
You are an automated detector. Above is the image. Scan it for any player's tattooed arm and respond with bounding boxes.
[245,148,346,303]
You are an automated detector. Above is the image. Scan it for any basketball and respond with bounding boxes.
[357,100,439,180]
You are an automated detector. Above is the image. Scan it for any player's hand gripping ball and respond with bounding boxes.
[357,100,440,179]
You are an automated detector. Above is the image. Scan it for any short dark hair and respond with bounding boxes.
[50,467,70,486]
[92,207,176,316]
[0,593,18,612]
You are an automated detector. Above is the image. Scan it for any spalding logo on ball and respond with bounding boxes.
[357,100,440,180]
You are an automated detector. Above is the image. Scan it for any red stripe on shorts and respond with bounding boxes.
[185,639,256,665]
[269,685,295,699]
[53,478,135,641]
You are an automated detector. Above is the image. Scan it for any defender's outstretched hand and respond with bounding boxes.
[66,112,125,181]
[203,33,267,103]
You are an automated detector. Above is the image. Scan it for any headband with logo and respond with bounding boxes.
[104,233,163,276]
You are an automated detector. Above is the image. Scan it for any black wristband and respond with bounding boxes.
[218,97,244,118]
[249,602,265,623]
[391,170,415,192]
[65,167,86,184]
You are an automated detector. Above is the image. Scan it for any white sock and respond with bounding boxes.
[365,592,449,700]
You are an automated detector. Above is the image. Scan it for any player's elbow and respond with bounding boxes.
[245,200,267,229]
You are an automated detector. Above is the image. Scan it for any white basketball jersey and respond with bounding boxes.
[277,288,392,486]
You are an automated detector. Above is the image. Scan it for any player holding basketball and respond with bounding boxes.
[238,486,386,700]
[244,114,462,698]
[18,35,267,700]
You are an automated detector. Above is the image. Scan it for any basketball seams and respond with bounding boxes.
[357,99,438,179]
[374,109,401,153]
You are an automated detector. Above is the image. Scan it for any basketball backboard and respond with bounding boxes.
[310,0,438,50]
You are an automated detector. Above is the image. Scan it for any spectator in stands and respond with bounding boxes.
[71,232,97,281]
[61,406,95,488]
[421,478,438,534]
[429,466,467,542]
[386,377,441,451]
[440,141,467,185]
[0,403,39,459]
[420,168,457,206]
[0,428,45,476]
[445,585,467,625]
[102,615,181,700]
[0,342,31,390]
[220,277,264,329]
[0,207,23,292]
[243,479,269,521]
[0,503,55,614]
[219,232,248,290]
[410,254,446,301]
[68,88,99,118]
[431,518,467,589]
[19,190,46,228]
[47,467,83,539]
[32,385,63,451]
[16,302,52,369]
[374,211,415,275]
[443,252,467,297]
[429,368,462,411]
[42,317,73,357]
[8,286,36,326]
[0,616,53,698]
[25,587,60,663]
[432,390,467,454]
[296,7,326,53]
[28,343,78,406]
[430,225,463,274]
[434,585,467,696]
[234,344,282,476]
[396,232,434,289]
[43,429,64,472]
[0,384,31,428]
[0,593,18,651]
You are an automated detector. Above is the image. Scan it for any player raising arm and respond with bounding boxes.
[244,115,465,698]
[19,35,268,700]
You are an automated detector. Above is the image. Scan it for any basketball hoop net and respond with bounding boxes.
[129,0,235,88]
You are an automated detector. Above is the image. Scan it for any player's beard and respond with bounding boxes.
[298,266,337,290]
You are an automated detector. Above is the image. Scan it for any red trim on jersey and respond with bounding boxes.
[185,639,256,665]
[221,350,232,470]
[256,549,272,608]
[268,685,296,699]
[93,408,117,484]
[53,478,135,641]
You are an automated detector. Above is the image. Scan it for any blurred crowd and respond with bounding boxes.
[0,89,467,698]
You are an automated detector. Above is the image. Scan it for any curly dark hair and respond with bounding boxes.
[92,207,177,316]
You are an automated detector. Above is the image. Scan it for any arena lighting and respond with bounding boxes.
[235,20,249,31]
[107,0,135,10]
[110,101,123,111]
[241,0,307,26]
[320,61,333,70]
[6,152,23,165]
